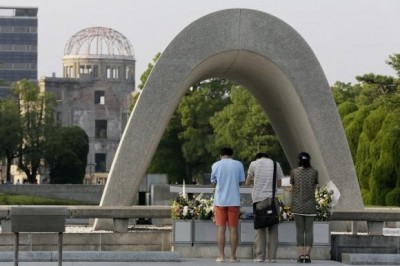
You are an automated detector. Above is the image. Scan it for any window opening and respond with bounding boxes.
[94,91,105,104]
[95,153,106,172]
[95,120,107,139]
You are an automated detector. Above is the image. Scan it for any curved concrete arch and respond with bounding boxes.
[98,9,363,219]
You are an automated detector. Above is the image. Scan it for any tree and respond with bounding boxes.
[137,53,161,90]
[0,98,21,182]
[210,85,289,172]
[332,53,400,206]
[331,81,359,106]
[44,126,89,184]
[177,79,233,182]
[386,53,400,77]
[12,80,56,183]
[147,110,186,184]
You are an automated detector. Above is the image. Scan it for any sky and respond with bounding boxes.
[3,0,400,87]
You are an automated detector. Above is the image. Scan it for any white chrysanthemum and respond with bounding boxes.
[182,206,189,217]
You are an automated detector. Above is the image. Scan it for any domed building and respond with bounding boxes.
[62,27,135,80]
[39,27,136,184]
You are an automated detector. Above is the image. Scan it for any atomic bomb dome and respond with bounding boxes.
[41,27,135,185]
[64,27,134,57]
[62,27,135,79]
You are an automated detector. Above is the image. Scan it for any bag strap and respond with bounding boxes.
[272,160,277,198]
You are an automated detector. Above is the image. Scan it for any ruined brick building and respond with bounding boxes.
[39,27,135,184]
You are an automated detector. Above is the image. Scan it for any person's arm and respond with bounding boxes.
[245,173,253,186]
[286,170,294,192]
[276,163,284,188]
[210,162,217,186]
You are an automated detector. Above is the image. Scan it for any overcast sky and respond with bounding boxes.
[3,0,400,86]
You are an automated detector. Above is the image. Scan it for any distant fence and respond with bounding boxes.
[0,184,104,204]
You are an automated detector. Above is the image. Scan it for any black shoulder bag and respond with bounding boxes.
[253,160,279,229]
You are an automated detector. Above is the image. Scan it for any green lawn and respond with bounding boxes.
[0,193,88,205]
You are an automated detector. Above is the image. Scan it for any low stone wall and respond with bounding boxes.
[0,184,104,204]
[0,227,399,260]
[0,229,171,252]
[331,234,400,261]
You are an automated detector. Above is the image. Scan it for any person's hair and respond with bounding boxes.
[255,152,269,160]
[298,152,311,168]
[220,147,233,156]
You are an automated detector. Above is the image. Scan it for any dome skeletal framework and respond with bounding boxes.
[64,27,134,57]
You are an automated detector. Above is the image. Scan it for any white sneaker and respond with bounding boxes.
[254,258,264,262]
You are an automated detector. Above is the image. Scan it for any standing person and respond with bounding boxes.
[245,152,284,263]
[211,147,245,262]
[290,152,319,263]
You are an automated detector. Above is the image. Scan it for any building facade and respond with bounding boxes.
[39,27,135,184]
[0,6,38,96]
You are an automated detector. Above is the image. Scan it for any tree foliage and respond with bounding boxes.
[44,126,89,184]
[0,80,90,184]
[332,53,400,206]
[138,53,161,90]
[177,79,233,181]
[12,80,57,183]
[0,98,21,182]
[210,85,289,171]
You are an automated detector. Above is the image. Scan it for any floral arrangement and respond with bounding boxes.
[278,185,334,222]
[171,193,214,220]
[171,193,196,220]
[278,197,294,221]
[194,193,214,219]
[315,186,334,221]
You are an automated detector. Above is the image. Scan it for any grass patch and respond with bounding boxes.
[0,193,89,205]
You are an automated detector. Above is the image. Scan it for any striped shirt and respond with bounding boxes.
[247,158,284,203]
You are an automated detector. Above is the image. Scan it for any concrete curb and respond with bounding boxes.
[0,251,181,262]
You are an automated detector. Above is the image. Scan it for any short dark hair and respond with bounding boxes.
[255,152,269,159]
[298,152,311,167]
[220,147,233,156]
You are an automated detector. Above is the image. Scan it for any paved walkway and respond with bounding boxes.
[0,259,345,266]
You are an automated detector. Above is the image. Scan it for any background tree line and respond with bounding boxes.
[332,53,400,206]
[0,80,88,184]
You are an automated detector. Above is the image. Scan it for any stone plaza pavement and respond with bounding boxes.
[0,259,395,266]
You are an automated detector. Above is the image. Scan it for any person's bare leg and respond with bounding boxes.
[217,226,226,261]
[305,246,311,256]
[304,246,312,262]
[297,246,304,255]
[297,246,305,262]
[229,227,238,260]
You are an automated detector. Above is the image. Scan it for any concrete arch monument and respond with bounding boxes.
[97,9,363,224]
